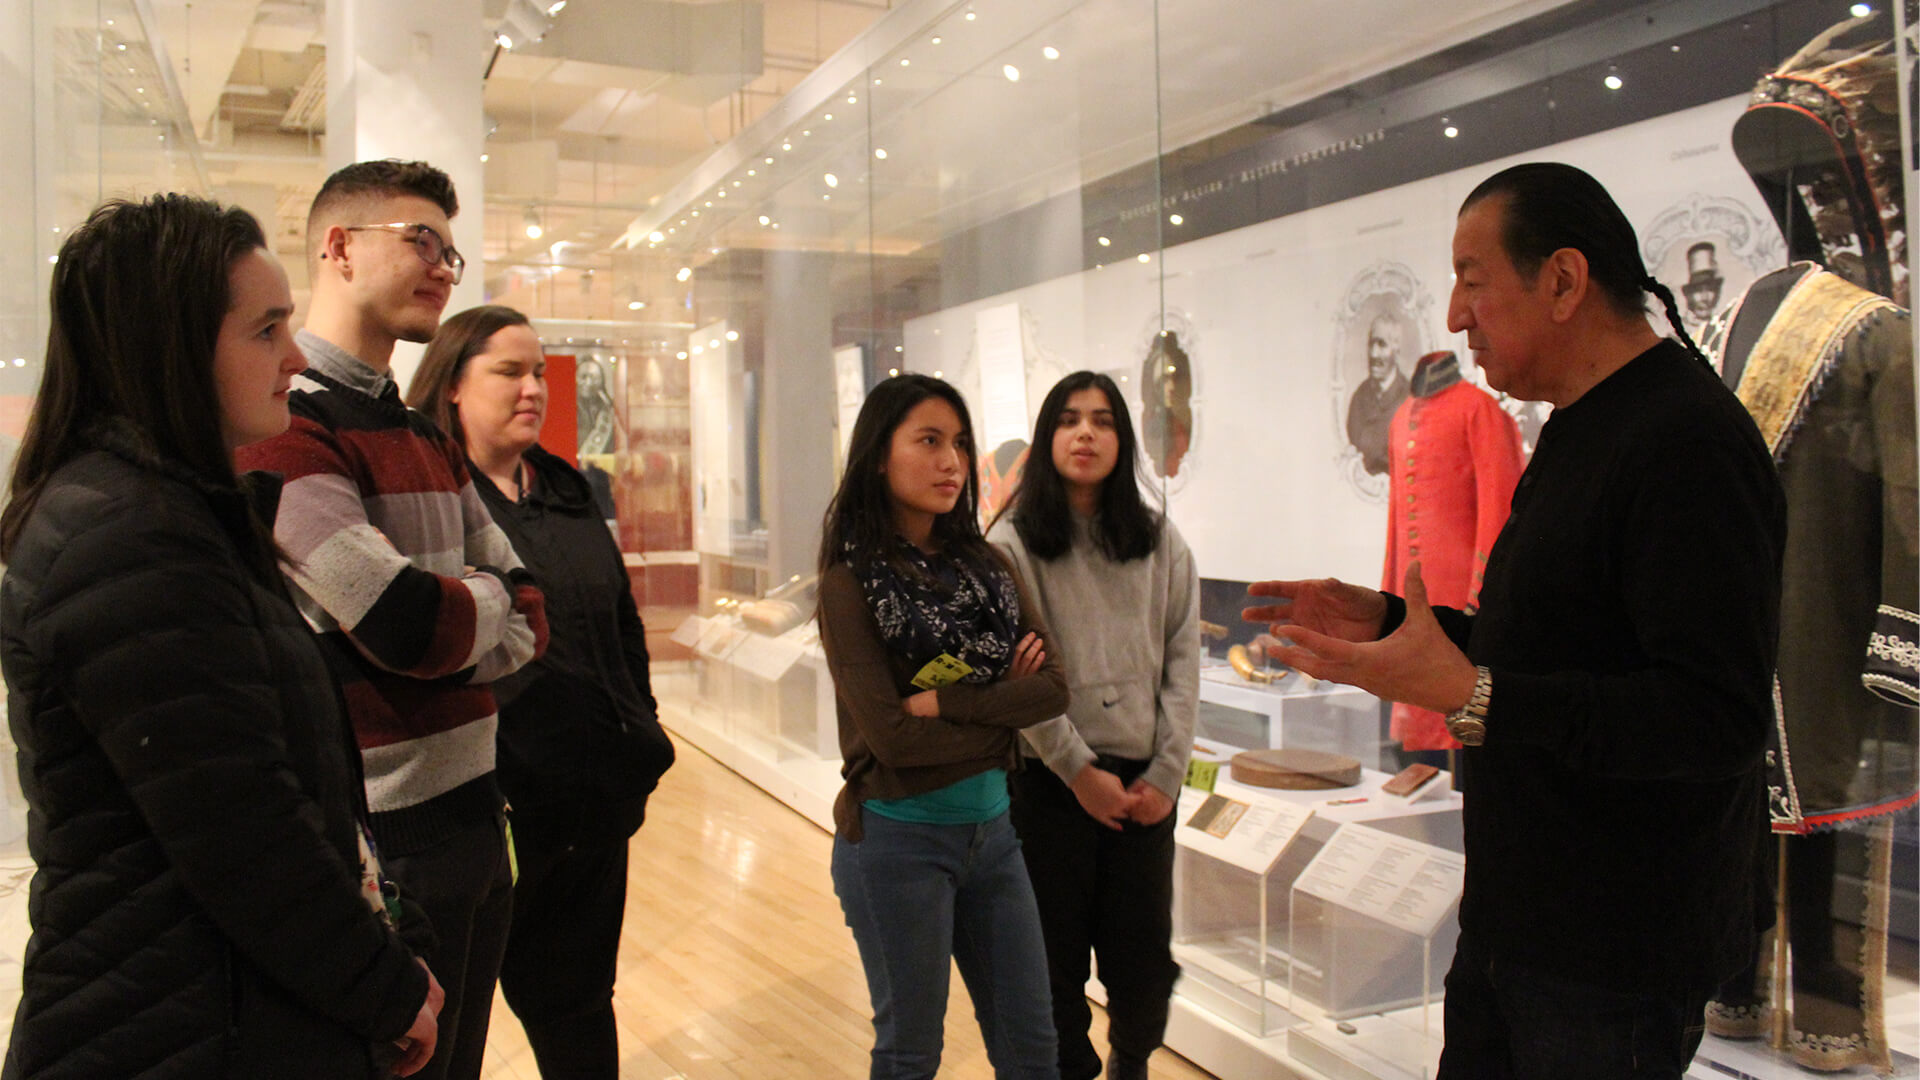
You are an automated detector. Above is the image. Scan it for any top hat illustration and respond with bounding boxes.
[1682,241,1724,295]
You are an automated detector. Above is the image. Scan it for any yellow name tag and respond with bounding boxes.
[1185,757,1220,793]
[911,653,974,689]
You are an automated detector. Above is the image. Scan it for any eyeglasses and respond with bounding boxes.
[344,222,465,284]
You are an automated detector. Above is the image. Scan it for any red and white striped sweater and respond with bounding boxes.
[236,331,548,853]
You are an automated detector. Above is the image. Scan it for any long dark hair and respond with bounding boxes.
[994,371,1160,562]
[1,194,270,564]
[818,373,995,576]
[407,304,535,448]
[1461,162,1706,364]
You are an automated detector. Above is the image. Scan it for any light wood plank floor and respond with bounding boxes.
[479,742,1217,1080]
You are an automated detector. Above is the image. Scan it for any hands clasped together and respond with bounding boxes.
[1240,562,1479,717]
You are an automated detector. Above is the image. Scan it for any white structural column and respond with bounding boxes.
[326,0,486,386]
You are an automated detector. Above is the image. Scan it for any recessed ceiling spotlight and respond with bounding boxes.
[725,330,740,341]
[1137,253,1151,263]
[676,266,692,282]
[1444,125,1459,138]
[1042,46,1060,60]
[1003,64,1020,82]
[900,58,910,66]
[874,148,888,159]
[1604,73,1623,90]
[1097,236,1111,246]
[824,173,839,188]
[965,10,976,19]
[1169,213,1183,225]
[759,215,771,226]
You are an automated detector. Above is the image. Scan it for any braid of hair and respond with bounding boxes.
[1643,275,1710,368]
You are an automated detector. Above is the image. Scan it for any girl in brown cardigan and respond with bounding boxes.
[817,374,1069,1080]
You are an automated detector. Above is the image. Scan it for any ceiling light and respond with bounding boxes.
[747,170,756,176]
[725,330,739,341]
[933,370,944,378]
[676,266,692,282]
[628,299,646,311]
[1137,253,1150,263]
[758,215,771,226]
[1042,46,1060,60]
[824,173,839,188]
[771,223,780,229]
[888,368,899,376]
[823,194,831,201]
[874,148,887,159]
[11,358,22,367]
[1169,214,1183,225]
[495,30,515,48]
[1444,125,1459,138]
[732,180,741,187]
[523,207,543,239]
[894,345,903,352]
[545,0,566,12]
[649,231,664,243]
[1604,73,1623,90]
[704,201,712,207]
[1097,236,1111,246]
[480,153,490,162]
[1003,65,1020,82]
[848,95,857,104]
[709,338,720,348]
[1851,2,1872,13]
[676,351,688,360]
[765,156,774,164]
[931,36,942,44]
[782,142,792,151]
[824,113,833,121]
[691,345,703,355]
[691,210,699,217]
[965,10,976,19]
[802,129,811,136]
[873,77,882,85]
[900,58,910,67]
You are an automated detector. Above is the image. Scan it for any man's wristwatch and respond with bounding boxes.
[1445,665,1492,747]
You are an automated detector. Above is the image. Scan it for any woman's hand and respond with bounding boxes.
[905,690,941,717]
[393,960,444,1077]
[1008,632,1045,678]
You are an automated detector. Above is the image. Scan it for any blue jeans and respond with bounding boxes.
[832,808,1059,1080]
[1437,932,1711,1080]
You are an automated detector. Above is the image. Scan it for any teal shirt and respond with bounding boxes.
[865,768,1010,825]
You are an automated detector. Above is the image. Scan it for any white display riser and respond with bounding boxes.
[651,670,1919,1080]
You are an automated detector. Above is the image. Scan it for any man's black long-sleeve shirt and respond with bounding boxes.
[1388,339,1785,992]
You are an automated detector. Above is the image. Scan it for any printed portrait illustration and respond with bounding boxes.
[1330,262,1432,501]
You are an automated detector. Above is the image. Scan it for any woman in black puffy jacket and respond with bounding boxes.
[0,194,440,1079]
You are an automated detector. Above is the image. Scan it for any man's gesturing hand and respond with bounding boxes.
[1248,563,1478,715]
[1243,576,1390,645]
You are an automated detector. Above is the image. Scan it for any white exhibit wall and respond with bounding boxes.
[905,91,1780,587]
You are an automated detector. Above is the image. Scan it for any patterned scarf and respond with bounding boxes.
[848,538,1021,684]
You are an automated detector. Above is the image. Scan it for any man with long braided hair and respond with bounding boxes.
[1246,163,1785,1079]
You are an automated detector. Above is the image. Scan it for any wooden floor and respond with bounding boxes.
[479,742,1216,1080]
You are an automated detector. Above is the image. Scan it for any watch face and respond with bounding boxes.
[1447,716,1487,747]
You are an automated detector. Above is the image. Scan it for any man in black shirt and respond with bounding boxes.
[1248,163,1783,1080]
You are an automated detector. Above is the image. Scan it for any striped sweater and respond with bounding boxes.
[235,330,548,853]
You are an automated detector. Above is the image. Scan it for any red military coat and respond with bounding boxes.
[1382,359,1526,749]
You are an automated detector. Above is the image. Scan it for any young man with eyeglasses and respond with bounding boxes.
[237,158,548,1080]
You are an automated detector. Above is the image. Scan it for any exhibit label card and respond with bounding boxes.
[730,632,805,681]
[1294,824,1465,938]
[1173,781,1315,875]
[670,615,709,648]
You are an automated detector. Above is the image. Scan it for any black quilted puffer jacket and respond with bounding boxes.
[0,432,428,1079]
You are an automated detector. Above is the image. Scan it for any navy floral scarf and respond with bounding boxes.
[848,538,1021,684]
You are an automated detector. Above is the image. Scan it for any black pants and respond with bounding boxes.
[1437,932,1711,1080]
[1009,759,1179,1080]
[497,818,631,1079]
[382,812,516,1080]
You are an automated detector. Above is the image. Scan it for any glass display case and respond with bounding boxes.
[617,0,1920,1075]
